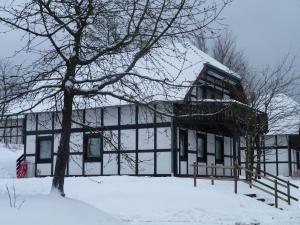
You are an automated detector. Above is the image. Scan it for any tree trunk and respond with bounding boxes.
[52,91,74,196]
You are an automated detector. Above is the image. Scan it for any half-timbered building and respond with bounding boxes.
[17,43,268,177]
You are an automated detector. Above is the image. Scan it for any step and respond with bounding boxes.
[256,198,265,202]
[244,193,257,198]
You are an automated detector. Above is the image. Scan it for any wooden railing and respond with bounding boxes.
[16,154,25,176]
[192,162,299,208]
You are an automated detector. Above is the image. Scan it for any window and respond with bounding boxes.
[206,89,214,99]
[84,134,102,162]
[179,130,188,160]
[297,152,300,169]
[197,133,206,162]
[197,87,204,99]
[215,137,224,164]
[37,136,52,163]
[214,92,223,100]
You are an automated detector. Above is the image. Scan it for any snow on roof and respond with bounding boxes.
[4,42,241,115]
[266,93,300,135]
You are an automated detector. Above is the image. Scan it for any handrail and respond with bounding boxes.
[259,168,299,189]
[16,154,25,175]
[240,166,288,188]
[192,162,299,208]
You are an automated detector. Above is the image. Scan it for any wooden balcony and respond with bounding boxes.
[173,100,268,134]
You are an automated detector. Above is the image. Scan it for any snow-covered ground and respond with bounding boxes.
[0,147,300,225]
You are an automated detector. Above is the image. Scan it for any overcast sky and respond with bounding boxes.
[222,0,300,71]
[0,0,299,83]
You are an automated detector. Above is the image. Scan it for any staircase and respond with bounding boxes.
[240,166,299,209]
[192,163,299,209]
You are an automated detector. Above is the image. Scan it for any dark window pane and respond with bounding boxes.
[179,130,187,159]
[197,87,204,99]
[197,136,205,159]
[40,139,51,160]
[215,138,224,163]
[87,137,101,158]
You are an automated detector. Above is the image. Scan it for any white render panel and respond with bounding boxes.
[180,161,187,175]
[85,162,101,175]
[120,129,135,150]
[54,113,63,129]
[36,163,51,176]
[224,137,231,156]
[207,133,215,154]
[156,152,171,174]
[103,130,118,152]
[53,134,61,153]
[103,154,118,175]
[188,153,196,175]
[120,153,135,175]
[38,112,52,130]
[207,155,214,167]
[278,149,289,161]
[215,167,223,176]
[277,135,288,146]
[138,153,154,174]
[85,108,102,127]
[138,128,154,150]
[26,135,36,154]
[265,150,276,162]
[278,163,289,176]
[69,155,83,175]
[120,105,135,125]
[156,104,172,123]
[26,114,36,131]
[157,127,171,149]
[70,133,83,153]
[25,156,35,178]
[266,163,277,175]
[138,106,154,124]
[188,130,196,151]
[197,163,207,176]
[103,107,118,126]
[265,136,275,146]
[71,110,84,128]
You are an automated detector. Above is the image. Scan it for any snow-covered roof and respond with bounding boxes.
[266,94,300,135]
[3,42,241,115]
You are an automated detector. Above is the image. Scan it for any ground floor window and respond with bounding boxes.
[215,136,224,164]
[37,136,52,163]
[197,133,206,162]
[179,129,188,160]
[84,134,102,162]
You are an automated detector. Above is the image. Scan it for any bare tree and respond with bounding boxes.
[0,0,231,195]
[241,56,297,178]
[212,31,249,79]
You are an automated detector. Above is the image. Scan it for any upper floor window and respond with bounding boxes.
[179,129,188,160]
[196,86,223,100]
[196,87,204,99]
[215,136,224,164]
[37,136,52,163]
[84,134,102,162]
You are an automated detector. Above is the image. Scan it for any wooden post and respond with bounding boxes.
[234,163,238,194]
[193,162,197,187]
[275,180,278,208]
[249,172,252,188]
[211,176,214,185]
[211,163,214,177]
[287,181,291,205]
